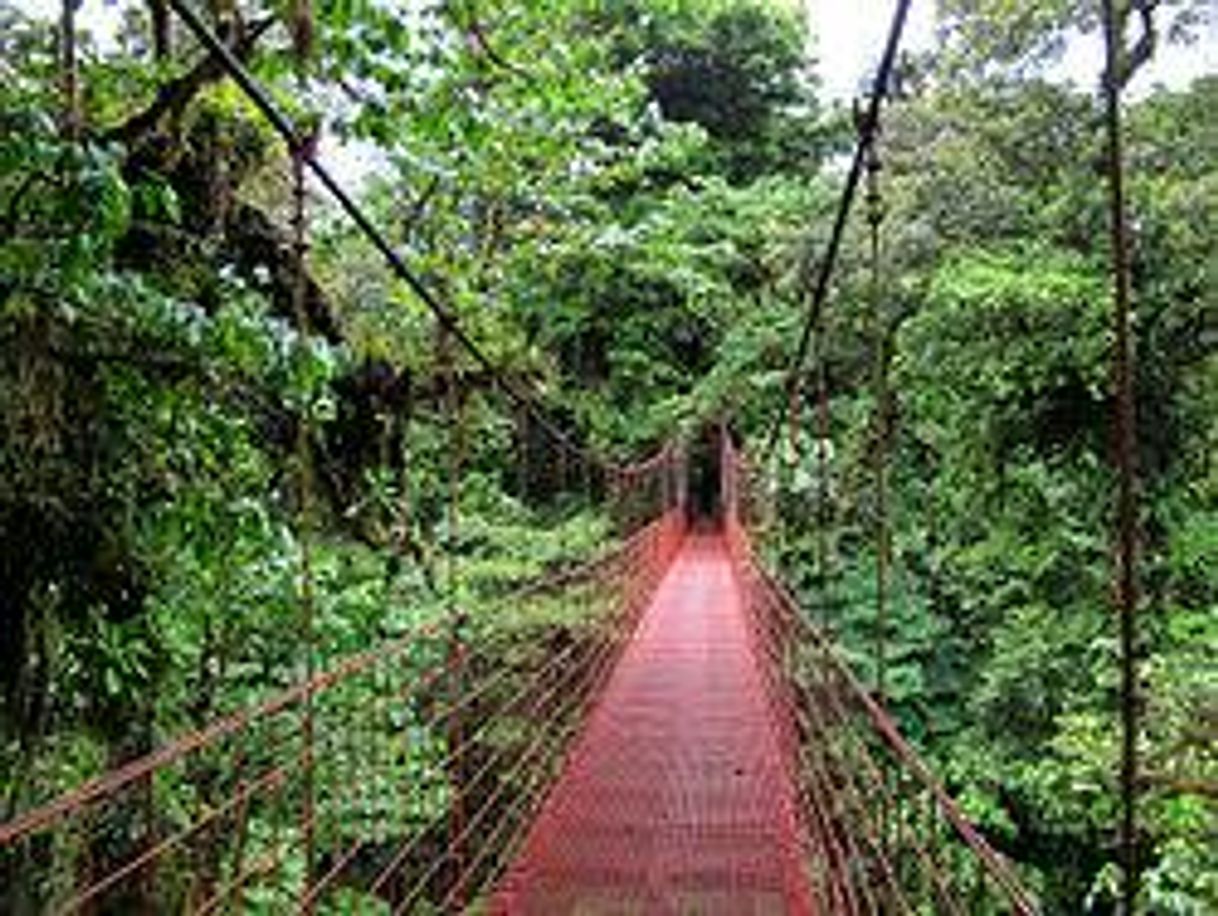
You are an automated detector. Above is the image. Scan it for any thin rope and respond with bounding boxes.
[1100,1,1142,909]
[865,115,899,866]
[59,0,80,141]
[866,133,890,707]
[288,139,319,912]
[814,326,832,633]
[442,323,468,908]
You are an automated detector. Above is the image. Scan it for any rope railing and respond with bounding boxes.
[5,424,1042,914]
[722,434,1039,915]
[3,3,701,907]
[2,16,692,889]
[3,0,1116,907]
[0,449,687,914]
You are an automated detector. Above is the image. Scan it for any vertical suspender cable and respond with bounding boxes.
[60,0,79,140]
[443,324,467,910]
[814,329,831,632]
[289,139,319,912]
[784,378,802,549]
[866,134,890,707]
[1100,1,1141,910]
[763,0,914,460]
[864,122,896,869]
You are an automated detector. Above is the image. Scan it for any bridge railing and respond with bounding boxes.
[0,484,685,915]
[722,434,1038,916]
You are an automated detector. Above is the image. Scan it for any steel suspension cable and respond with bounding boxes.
[734,535,889,912]
[1100,1,1143,908]
[58,763,291,913]
[435,631,625,909]
[68,674,334,913]
[762,0,914,461]
[293,648,471,909]
[162,0,615,477]
[791,691,912,912]
[758,591,947,909]
[724,459,1036,913]
[2,497,677,908]
[814,327,832,631]
[794,658,963,914]
[303,628,593,907]
[0,612,449,846]
[297,520,656,907]
[434,523,682,911]
[288,134,320,916]
[365,547,643,902]
[395,626,623,912]
[866,132,891,708]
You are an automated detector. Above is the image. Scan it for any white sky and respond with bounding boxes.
[808,0,1218,101]
[807,0,935,100]
[17,0,1218,99]
[12,0,1218,181]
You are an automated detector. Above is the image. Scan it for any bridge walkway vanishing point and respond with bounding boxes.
[492,532,816,915]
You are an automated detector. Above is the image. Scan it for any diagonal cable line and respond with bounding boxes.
[762,0,915,461]
[164,0,614,472]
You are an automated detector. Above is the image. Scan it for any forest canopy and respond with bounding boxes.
[0,0,1215,912]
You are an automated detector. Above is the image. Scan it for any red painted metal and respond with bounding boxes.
[490,532,816,915]
[2,436,1041,914]
[722,434,1038,915]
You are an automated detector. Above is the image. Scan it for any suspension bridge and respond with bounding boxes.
[1,0,1151,909]
[0,435,1037,914]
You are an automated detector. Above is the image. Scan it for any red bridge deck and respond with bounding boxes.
[492,533,815,914]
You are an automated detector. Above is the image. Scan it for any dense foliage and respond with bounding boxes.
[0,0,1213,911]
[769,67,1218,915]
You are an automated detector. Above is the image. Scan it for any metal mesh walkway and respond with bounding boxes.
[491,533,815,914]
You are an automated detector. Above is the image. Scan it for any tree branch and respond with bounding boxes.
[1141,772,1218,800]
[102,16,274,147]
[449,0,530,79]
